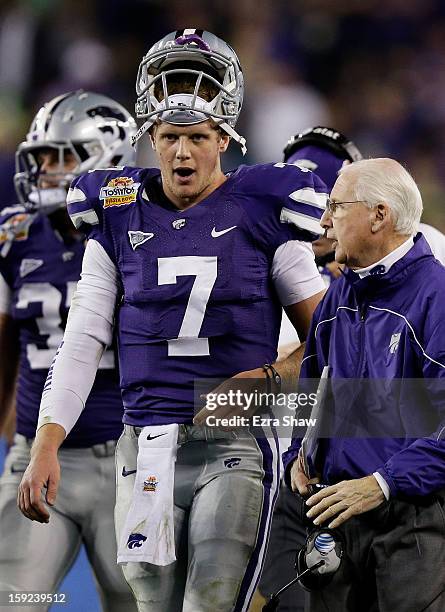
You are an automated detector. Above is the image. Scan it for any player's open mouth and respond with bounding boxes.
[174,168,195,183]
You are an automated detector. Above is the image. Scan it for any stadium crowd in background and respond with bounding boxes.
[0,0,445,234]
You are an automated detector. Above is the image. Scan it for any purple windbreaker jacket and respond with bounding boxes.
[283,234,445,498]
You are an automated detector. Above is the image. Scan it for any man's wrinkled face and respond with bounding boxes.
[320,173,373,269]
[152,121,229,208]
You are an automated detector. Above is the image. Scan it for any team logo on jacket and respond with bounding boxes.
[99,177,139,208]
[127,533,147,549]
[143,475,159,492]
[389,332,401,354]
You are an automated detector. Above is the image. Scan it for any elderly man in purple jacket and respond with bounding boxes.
[283,158,445,612]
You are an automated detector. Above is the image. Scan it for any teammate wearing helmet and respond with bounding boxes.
[19,32,327,611]
[0,91,137,611]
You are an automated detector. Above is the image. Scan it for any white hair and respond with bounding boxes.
[338,158,423,236]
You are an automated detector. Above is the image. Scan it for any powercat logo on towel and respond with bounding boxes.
[143,475,159,492]
[99,177,139,208]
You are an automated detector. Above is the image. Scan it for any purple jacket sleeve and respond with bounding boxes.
[377,316,445,497]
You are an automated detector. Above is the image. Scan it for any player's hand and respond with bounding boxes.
[305,475,385,528]
[193,367,267,426]
[290,450,320,496]
[17,447,60,523]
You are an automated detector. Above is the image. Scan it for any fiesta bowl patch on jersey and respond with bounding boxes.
[0,213,33,244]
[143,475,159,492]
[99,176,140,208]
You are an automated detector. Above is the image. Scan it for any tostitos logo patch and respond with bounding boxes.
[0,213,32,244]
[99,177,140,208]
[143,475,159,493]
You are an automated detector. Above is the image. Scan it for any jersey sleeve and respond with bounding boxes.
[0,271,11,314]
[271,240,325,306]
[67,172,115,261]
[236,163,328,257]
[271,162,328,240]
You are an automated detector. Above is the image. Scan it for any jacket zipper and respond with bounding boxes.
[356,303,367,376]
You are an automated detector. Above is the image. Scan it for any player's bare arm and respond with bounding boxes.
[17,423,66,523]
[194,290,325,424]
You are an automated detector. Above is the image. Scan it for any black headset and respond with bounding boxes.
[283,126,363,164]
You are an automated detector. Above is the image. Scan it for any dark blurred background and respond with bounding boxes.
[1,0,444,230]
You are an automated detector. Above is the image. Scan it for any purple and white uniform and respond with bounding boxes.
[0,205,123,446]
[41,162,327,612]
[0,206,135,612]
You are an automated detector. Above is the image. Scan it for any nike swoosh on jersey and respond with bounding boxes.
[211,225,237,238]
[122,466,137,477]
[147,433,167,441]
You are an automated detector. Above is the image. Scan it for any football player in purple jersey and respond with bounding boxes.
[18,32,327,611]
[0,91,137,611]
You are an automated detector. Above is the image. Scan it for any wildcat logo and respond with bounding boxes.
[143,475,159,492]
[389,332,401,354]
[127,533,147,549]
[100,177,139,208]
[224,457,241,469]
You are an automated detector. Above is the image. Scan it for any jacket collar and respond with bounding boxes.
[342,232,434,301]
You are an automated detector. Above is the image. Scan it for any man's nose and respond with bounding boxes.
[320,208,332,231]
[175,137,191,159]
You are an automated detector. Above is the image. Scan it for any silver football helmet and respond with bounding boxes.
[134,29,246,153]
[15,90,137,213]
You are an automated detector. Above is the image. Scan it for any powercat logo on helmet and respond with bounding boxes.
[99,177,139,208]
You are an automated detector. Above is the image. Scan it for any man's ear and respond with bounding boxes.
[371,202,390,233]
[149,126,157,151]
[219,134,230,153]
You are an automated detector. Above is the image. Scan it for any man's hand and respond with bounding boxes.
[193,367,267,426]
[18,448,60,523]
[290,451,320,496]
[305,475,385,528]
[17,423,65,523]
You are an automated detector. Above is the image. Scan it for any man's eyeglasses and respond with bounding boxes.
[326,199,365,214]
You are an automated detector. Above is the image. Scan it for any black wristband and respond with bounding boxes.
[262,363,281,393]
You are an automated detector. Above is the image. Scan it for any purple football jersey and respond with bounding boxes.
[0,206,124,446]
[68,163,327,426]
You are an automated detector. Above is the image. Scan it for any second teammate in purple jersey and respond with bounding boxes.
[19,31,327,611]
[0,90,137,611]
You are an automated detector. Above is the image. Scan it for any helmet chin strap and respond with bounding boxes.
[215,120,247,155]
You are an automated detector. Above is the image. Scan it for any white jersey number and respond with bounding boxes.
[158,256,217,357]
[16,282,114,369]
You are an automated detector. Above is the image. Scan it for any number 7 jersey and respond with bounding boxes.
[67,163,327,425]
